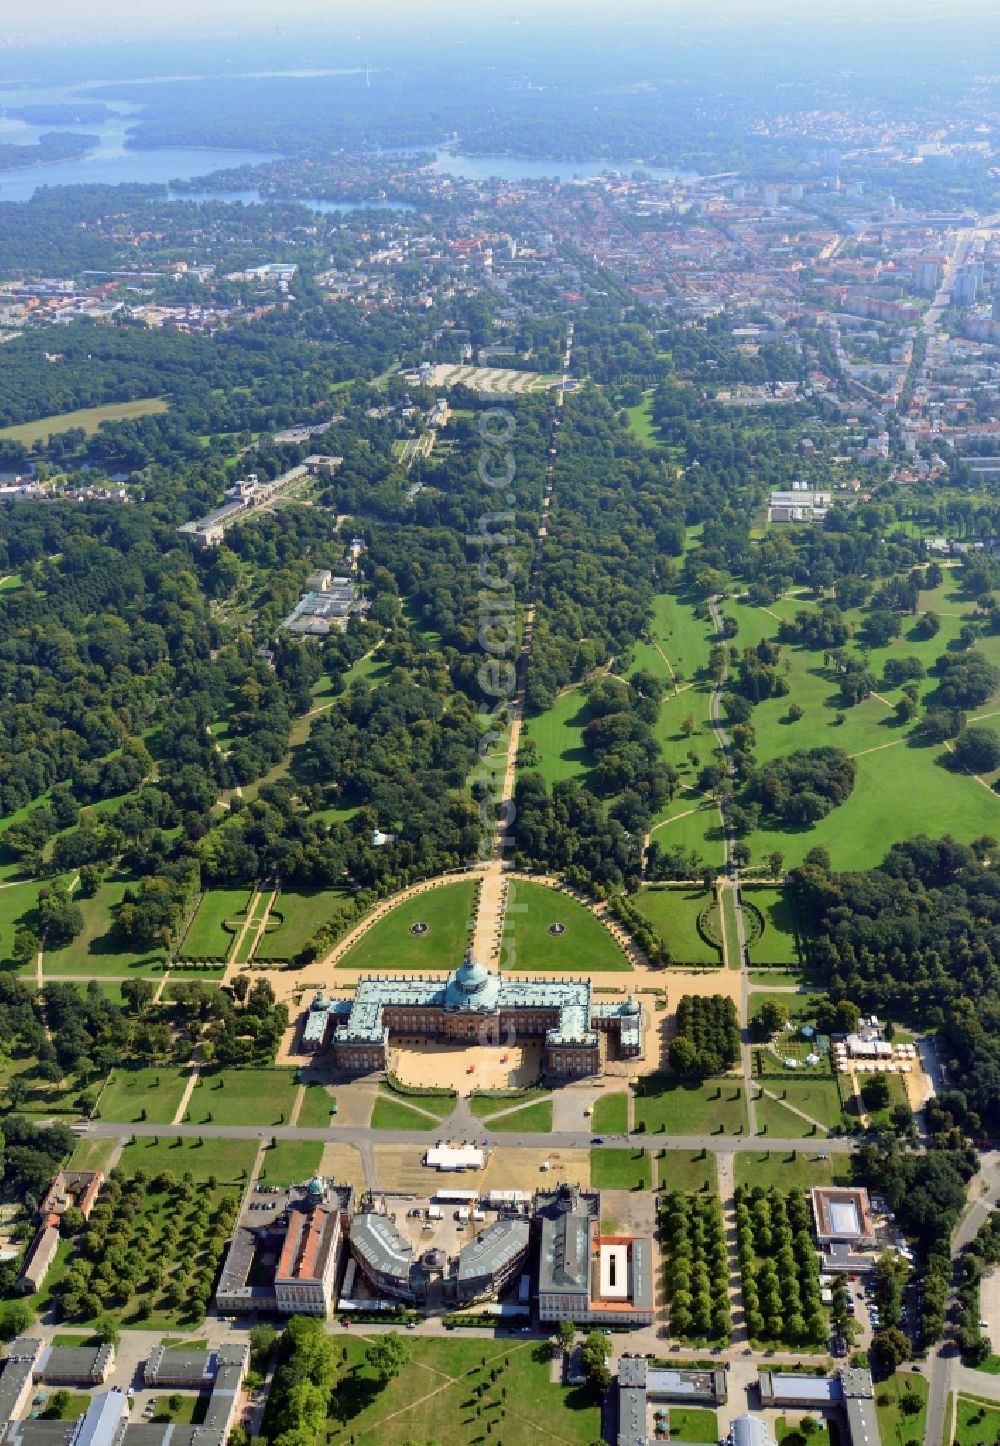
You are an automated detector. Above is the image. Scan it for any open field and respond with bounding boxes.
[721,593,1000,870]
[96,1065,191,1124]
[257,1139,324,1187]
[633,1078,748,1135]
[592,1091,628,1133]
[45,879,168,976]
[502,880,629,971]
[337,881,477,971]
[67,1137,120,1173]
[187,1068,300,1126]
[178,889,250,960]
[590,1147,651,1190]
[0,397,168,446]
[656,1148,718,1193]
[117,1135,257,1182]
[520,688,593,786]
[631,888,720,966]
[733,1151,852,1192]
[325,1335,602,1446]
[255,889,353,961]
[0,879,41,956]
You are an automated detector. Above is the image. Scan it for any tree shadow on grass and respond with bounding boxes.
[329,1371,386,1425]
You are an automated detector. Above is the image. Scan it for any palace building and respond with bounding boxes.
[302,950,645,1078]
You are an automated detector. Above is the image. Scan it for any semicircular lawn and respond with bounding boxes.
[336,880,478,971]
[500,879,630,971]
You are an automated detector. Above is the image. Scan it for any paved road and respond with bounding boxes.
[925,1151,1000,1446]
[82,1119,854,1154]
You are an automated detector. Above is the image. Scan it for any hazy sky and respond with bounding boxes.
[2,0,999,46]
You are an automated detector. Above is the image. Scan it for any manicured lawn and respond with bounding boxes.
[0,397,168,446]
[40,1391,91,1421]
[592,1092,628,1133]
[756,1076,843,1132]
[484,1099,553,1132]
[590,1147,652,1190]
[742,886,803,966]
[256,889,354,961]
[44,879,167,976]
[521,688,594,786]
[955,1394,1000,1446]
[149,1395,208,1426]
[666,1408,719,1442]
[633,1078,748,1135]
[874,1370,927,1446]
[733,1151,852,1192]
[117,1136,256,1183]
[338,882,477,971]
[656,1148,718,1194]
[755,1092,829,1139]
[381,1088,456,1120]
[297,1082,338,1128]
[631,888,720,966]
[468,1089,544,1119]
[326,1335,602,1446]
[178,889,250,960]
[370,1093,454,1131]
[187,1068,300,1126]
[501,880,630,971]
[722,887,740,968]
[749,970,803,986]
[96,1065,191,1124]
[258,1139,324,1187]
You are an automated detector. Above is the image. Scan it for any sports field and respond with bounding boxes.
[337,881,477,971]
[0,397,168,446]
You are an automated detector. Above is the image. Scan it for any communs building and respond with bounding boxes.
[216,1176,354,1317]
[537,1183,654,1327]
[303,951,645,1078]
[349,1199,530,1309]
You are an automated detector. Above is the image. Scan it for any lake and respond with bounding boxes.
[0,79,693,205]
